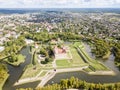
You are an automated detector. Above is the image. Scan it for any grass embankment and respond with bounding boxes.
[0,64,9,90]
[20,64,42,79]
[74,42,109,72]
[69,46,86,65]
[20,46,41,79]
[0,74,9,90]
[38,71,47,78]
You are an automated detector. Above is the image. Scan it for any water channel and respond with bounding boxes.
[3,46,40,90]
[3,43,120,90]
[46,43,120,85]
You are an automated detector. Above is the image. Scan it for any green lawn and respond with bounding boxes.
[83,67,93,72]
[55,44,88,68]
[90,63,109,70]
[0,74,9,90]
[74,42,109,71]
[56,60,71,67]
[0,64,9,90]
[38,71,47,77]
[69,46,86,65]
[20,64,41,79]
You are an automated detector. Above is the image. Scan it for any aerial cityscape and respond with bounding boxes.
[0,0,120,90]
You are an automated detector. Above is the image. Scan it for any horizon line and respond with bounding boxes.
[0,7,120,9]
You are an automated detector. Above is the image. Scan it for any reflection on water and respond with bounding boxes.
[46,43,120,85]
[84,43,119,73]
[83,43,96,59]
[46,71,120,85]
[3,43,120,90]
[14,81,40,89]
[3,46,39,90]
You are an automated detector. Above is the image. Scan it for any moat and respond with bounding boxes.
[3,44,120,90]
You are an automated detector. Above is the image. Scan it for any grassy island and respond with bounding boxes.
[4,54,26,66]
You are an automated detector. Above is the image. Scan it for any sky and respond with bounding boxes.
[0,0,120,8]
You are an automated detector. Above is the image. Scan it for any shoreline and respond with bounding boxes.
[37,67,115,87]
[83,70,115,76]
[0,45,25,64]
[0,74,9,90]
[14,66,115,87]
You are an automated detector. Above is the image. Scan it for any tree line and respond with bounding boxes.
[17,77,120,90]
[0,36,25,60]
[25,32,82,42]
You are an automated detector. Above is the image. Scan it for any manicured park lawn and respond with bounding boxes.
[56,60,71,67]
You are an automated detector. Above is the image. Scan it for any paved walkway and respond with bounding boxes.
[14,65,114,87]
[37,66,88,87]
[37,70,56,87]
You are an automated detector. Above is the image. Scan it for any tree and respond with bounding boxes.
[40,48,48,57]
[8,54,17,63]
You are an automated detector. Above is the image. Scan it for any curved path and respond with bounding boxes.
[37,66,88,87]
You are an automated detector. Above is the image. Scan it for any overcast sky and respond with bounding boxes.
[0,0,120,8]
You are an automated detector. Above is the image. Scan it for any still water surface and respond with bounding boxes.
[46,43,120,85]
[3,44,120,90]
[3,46,40,90]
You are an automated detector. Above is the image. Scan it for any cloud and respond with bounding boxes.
[115,0,120,4]
[0,0,119,8]
[84,0,91,2]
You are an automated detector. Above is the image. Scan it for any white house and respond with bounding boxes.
[0,46,5,52]
[25,39,34,44]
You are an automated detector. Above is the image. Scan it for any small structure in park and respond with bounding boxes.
[53,45,69,60]
[54,46,66,54]
[25,39,34,44]
[0,46,5,52]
